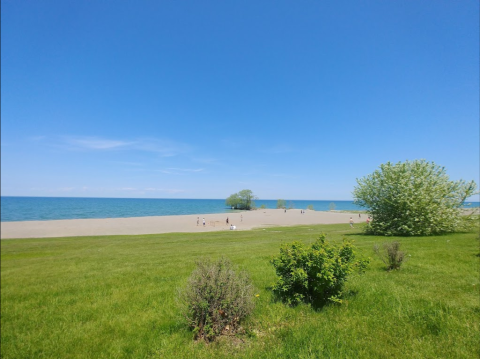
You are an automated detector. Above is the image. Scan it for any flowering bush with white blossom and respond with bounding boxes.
[353,160,477,236]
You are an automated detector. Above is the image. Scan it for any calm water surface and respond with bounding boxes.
[1,197,370,222]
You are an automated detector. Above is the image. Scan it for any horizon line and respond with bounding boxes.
[1,195,357,202]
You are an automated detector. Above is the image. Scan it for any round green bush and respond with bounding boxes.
[271,234,369,306]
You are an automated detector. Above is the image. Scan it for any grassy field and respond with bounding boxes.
[2,223,479,358]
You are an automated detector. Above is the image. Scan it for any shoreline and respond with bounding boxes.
[0,209,364,239]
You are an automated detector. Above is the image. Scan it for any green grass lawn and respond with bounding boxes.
[2,224,479,358]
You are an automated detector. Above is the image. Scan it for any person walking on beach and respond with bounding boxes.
[202,218,205,227]
[197,217,199,226]
[226,217,229,225]
[349,217,354,228]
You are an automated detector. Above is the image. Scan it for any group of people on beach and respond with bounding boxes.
[196,216,241,230]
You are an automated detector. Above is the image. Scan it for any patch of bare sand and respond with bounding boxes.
[1,209,364,239]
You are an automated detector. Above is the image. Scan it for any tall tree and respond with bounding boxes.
[353,160,477,236]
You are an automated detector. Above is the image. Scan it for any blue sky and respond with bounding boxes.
[2,0,479,200]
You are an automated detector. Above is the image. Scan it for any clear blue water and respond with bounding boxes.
[2,197,478,222]
[1,197,367,222]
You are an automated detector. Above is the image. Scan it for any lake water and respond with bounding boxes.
[2,197,478,222]
[1,197,366,222]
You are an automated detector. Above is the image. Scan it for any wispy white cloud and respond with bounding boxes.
[158,167,204,175]
[63,136,133,150]
[60,136,191,157]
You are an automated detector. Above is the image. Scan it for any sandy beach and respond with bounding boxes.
[1,209,363,239]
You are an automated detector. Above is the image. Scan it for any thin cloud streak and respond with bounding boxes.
[60,136,191,157]
[63,136,134,150]
[157,167,204,175]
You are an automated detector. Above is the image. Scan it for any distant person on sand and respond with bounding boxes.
[226,217,229,225]
[349,217,354,228]
[359,213,361,218]
[197,217,199,226]
[202,218,205,227]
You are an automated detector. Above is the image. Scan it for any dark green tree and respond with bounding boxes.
[226,189,257,210]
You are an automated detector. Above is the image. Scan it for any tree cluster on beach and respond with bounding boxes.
[276,199,286,209]
[225,189,257,210]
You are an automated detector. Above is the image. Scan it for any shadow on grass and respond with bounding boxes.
[345,229,480,238]
[342,232,370,237]
[267,285,359,312]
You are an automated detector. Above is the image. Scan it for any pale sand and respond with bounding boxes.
[0,209,364,239]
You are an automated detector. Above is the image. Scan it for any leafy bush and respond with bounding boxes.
[353,160,478,236]
[178,257,255,342]
[270,234,369,306]
[374,241,407,270]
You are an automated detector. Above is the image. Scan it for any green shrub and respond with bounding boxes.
[270,234,369,306]
[178,257,255,342]
[374,241,407,270]
[307,204,314,210]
